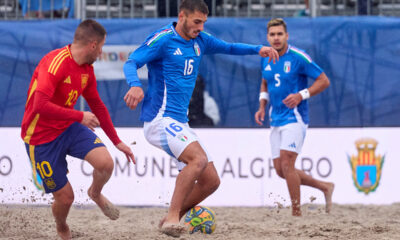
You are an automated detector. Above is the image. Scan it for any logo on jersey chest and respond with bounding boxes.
[284,61,291,73]
[174,48,183,55]
[63,76,71,84]
[194,42,201,56]
[264,64,271,71]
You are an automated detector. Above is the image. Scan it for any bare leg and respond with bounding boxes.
[52,182,74,240]
[178,162,220,219]
[160,142,208,237]
[85,147,119,220]
[158,162,220,228]
[274,156,335,214]
[280,150,301,216]
[296,170,335,213]
[323,182,335,213]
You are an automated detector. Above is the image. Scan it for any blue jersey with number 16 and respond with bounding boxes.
[124,22,262,123]
[261,45,323,127]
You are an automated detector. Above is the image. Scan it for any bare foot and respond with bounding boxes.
[88,187,119,220]
[160,223,186,238]
[158,216,167,229]
[56,223,72,240]
[324,182,335,213]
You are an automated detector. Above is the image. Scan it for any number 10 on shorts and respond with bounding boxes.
[165,123,183,137]
[37,161,53,178]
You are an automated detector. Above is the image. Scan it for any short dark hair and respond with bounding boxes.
[179,0,209,15]
[73,19,106,45]
[267,18,287,33]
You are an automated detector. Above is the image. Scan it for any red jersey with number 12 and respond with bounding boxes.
[21,45,120,146]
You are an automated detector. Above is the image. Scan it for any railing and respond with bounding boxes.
[1,0,400,20]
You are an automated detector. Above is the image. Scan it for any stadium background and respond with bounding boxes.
[0,0,399,207]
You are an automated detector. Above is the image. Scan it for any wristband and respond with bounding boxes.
[299,88,310,100]
[259,92,269,101]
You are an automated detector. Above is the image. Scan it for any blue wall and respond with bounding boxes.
[1,17,399,127]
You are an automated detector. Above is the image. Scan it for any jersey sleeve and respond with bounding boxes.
[260,57,264,74]
[36,57,62,98]
[33,56,83,122]
[202,32,262,55]
[83,70,121,146]
[123,34,166,87]
[299,54,323,80]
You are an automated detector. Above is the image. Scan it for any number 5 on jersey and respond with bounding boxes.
[274,73,281,87]
[184,59,194,76]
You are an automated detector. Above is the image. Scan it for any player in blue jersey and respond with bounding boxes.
[255,18,334,216]
[123,0,279,236]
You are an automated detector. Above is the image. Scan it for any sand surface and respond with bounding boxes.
[1,203,400,240]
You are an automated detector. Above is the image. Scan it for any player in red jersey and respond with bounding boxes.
[21,19,135,240]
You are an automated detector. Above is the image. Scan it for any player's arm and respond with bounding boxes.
[123,38,163,110]
[255,78,269,126]
[203,32,278,63]
[83,78,135,163]
[33,59,101,130]
[283,56,330,109]
[307,72,330,96]
[33,61,83,122]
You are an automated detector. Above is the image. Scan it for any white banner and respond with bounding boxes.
[0,127,398,206]
[93,45,148,80]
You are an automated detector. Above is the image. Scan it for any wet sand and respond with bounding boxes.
[1,203,400,240]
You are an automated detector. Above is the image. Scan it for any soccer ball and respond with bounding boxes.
[184,206,216,234]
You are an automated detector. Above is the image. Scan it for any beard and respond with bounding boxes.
[87,57,95,65]
[182,20,199,39]
[276,43,287,53]
[86,51,99,65]
[182,20,191,39]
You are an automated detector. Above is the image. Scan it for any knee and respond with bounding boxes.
[191,155,208,172]
[58,191,74,207]
[274,168,285,179]
[280,160,295,176]
[273,162,284,178]
[98,156,114,175]
[210,175,220,192]
[64,194,74,206]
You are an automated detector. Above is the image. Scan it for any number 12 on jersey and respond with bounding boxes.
[184,59,194,76]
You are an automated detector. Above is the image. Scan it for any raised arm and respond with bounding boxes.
[203,32,278,62]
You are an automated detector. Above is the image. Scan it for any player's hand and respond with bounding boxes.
[81,111,100,131]
[259,46,279,64]
[255,108,266,126]
[283,93,302,109]
[116,142,136,164]
[124,87,144,110]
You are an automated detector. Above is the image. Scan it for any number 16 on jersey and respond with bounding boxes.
[184,59,194,76]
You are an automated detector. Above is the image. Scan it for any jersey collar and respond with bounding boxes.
[66,45,73,59]
[286,44,291,54]
[171,22,178,35]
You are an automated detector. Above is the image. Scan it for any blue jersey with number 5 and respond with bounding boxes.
[261,45,323,127]
[124,22,262,123]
